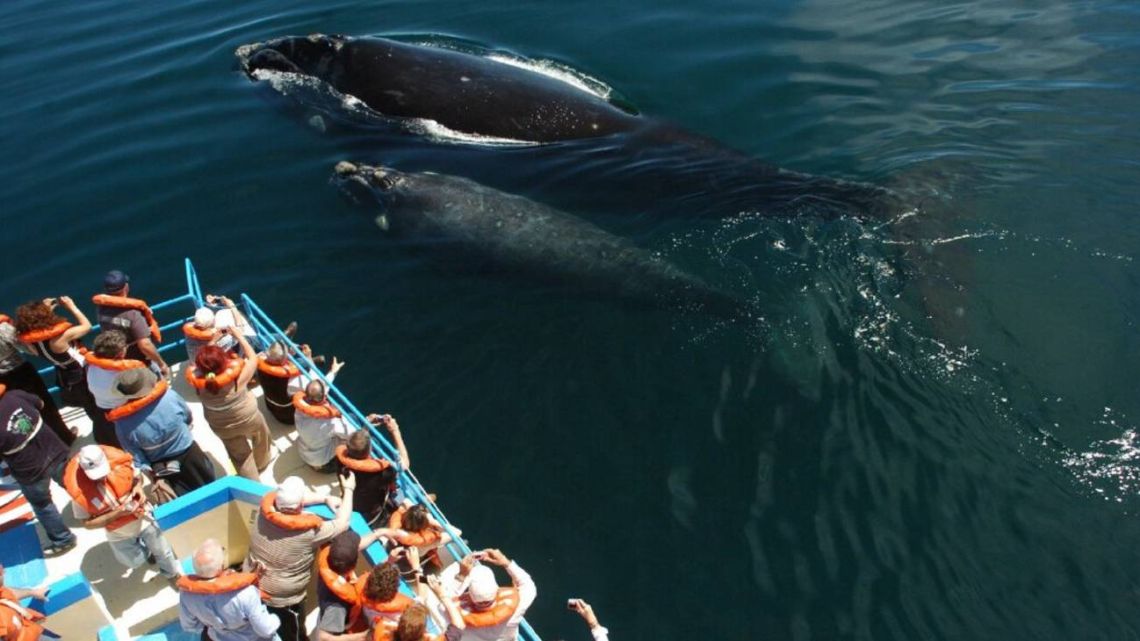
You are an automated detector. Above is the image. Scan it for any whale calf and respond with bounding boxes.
[239,34,902,220]
[332,161,749,316]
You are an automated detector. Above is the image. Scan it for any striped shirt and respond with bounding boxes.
[244,513,342,607]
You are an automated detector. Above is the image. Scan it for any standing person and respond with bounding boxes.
[293,381,355,473]
[441,549,536,641]
[64,445,180,580]
[567,599,609,641]
[257,342,343,426]
[0,562,51,641]
[15,296,116,446]
[371,576,466,641]
[0,385,77,555]
[179,538,281,641]
[185,330,272,481]
[245,474,356,641]
[93,270,170,378]
[109,368,216,498]
[84,331,140,424]
[316,528,401,641]
[335,417,408,527]
[0,314,76,446]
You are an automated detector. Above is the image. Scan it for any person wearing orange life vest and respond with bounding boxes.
[370,579,467,641]
[84,331,138,416]
[373,502,459,575]
[256,341,344,426]
[14,296,116,446]
[93,270,170,379]
[0,562,50,641]
[294,380,356,473]
[356,560,414,626]
[179,538,281,641]
[439,549,536,641]
[65,445,181,579]
[316,528,402,641]
[184,295,251,363]
[337,418,408,527]
[0,312,75,447]
[244,474,356,641]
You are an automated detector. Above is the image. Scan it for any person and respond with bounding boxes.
[64,444,180,580]
[185,332,271,481]
[316,528,407,641]
[0,385,77,556]
[109,367,216,498]
[183,295,249,362]
[293,380,356,472]
[93,270,170,378]
[0,562,51,641]
[15,296,117,446]
[184,307,222,363]
[84,331,141,419]
[375,502,457,574]
[440,549,536,641]
[370,577,466,641]
[245,474,356,641]
[257,342,342,425]
[567,599,608,641]
[179,538,281,641]
[357,561,413,626]
[336,416,408,527]
[0,315,76,446]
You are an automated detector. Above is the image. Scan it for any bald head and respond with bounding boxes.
[192,538,225,578]
[266,342,287,365]
[304,380,326,404]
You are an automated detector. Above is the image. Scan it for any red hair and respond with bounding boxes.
[195,345,230,393]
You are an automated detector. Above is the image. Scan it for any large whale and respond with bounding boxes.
[331,161,750,317]
[238,34,901,219]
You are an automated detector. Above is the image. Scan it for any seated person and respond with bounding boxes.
[258,341,343,425]
[183,295,251,362]
[336,417,409,527]
[439,549,536,641]
[375,502,458,574]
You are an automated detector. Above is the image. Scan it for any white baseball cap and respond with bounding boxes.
[275,476,306,511]
[194,307,216,329]
[77,445,111,480]
[462,565,499,606]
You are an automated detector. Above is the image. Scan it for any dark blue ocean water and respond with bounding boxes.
[3,1,1139,639]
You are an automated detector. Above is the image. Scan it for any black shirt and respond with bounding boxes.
[0,390,68,484]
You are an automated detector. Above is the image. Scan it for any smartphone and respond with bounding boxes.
[566,598,581,611]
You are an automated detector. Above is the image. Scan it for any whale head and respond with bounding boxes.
[332,161,407,205]
[237,34,347,79]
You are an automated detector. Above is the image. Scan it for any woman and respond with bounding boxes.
[185,329,271,480]
[12,297,96,445]
[376,502,456,574]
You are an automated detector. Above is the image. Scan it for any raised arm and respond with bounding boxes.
[228,326,259,387]
[56,296,92,345]
[368,414,410,469]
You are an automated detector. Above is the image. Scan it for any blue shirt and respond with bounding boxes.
[179,584,281,641]
[113,389,194,470]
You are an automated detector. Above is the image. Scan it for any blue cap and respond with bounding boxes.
[103,270,130,293]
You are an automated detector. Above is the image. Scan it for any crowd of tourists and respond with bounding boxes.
[0,270,609,641]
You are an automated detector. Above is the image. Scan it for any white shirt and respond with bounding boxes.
[87,365,126,410]
[294,412,353,467]
[438,561,537,641]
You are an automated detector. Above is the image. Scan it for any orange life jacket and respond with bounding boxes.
[185,357,244,391]
[370,619,441,641]
[387,506,442,549]
[256,356,300,379]
[182,322,217,343]
[17,321,72,345]
[81,348,146,372]
[317,546,366,631]
[91,294,161,342]
[355,577,414,623]
[63,445,139,531]
[292,392,341,419]
[0,385,5,397]
[0,587,45,641]
[106,379,169,422]
[460,588,520,628]
[177,571,259,595]
[259,492,323,531]
[0,315,9,326]
[335,445,391,474]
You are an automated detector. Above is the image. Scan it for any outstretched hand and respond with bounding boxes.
[569,599,600,628]
[480,548,510,567]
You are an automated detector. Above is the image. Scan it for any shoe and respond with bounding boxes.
[283,321,298,338]
[45,539,77,556]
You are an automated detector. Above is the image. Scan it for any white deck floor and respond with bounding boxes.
[40,359,340,638]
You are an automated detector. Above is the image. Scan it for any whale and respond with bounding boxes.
[238,34,903,220]
[331,161,751,317]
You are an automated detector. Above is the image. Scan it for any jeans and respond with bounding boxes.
[20,457,76,548]
[108,521,181,578]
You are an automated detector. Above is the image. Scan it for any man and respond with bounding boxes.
[0,315,75,445]
[441,549,536,641]
[0,385,77,555]
[85,331,137,415]
[0,562,50,641]
[93,270,170,378]
[293,381,354,472]
[179,538,280,641]
[258,343,342,425]
[335,417,408,526]
[245,474,356,641]
[109,367,216,497]
[567,599,609,641]
[64,444,180,580]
